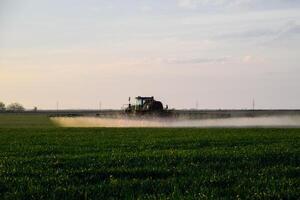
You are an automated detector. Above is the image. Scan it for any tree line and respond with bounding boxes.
[0,102,25,112]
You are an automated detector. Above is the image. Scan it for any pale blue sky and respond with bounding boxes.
[1,0,300,109]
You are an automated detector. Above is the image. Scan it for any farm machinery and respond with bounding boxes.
[124,96,170,116]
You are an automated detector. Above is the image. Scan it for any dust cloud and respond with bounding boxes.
[51,116,300,128]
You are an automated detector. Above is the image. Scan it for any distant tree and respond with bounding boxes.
[6,103,25,112]
[0,102,5,111]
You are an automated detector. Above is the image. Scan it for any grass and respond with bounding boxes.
[0,114,299,199]
[0,113,54,128]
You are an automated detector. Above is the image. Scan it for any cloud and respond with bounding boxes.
[165,56,231,64]
[211,19,300,48]
[177,0,197,9]
[274,21,300,39]
[163,55,266,65]
[241,55,265,63]
[140,5,152,12]
[176,0,300,11]
[177,0,233,9]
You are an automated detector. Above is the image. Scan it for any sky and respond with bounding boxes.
[0,0,300,109]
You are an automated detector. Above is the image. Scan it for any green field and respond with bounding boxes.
[0,114,299,199]
[0,114,54,128]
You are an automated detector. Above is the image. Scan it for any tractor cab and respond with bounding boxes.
[135,96,154,109]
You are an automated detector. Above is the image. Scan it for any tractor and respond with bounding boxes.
[124,96,168,115]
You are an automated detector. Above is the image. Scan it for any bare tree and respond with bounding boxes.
[0,102,5,111]
[6,103,25,112]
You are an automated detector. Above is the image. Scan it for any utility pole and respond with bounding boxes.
[252,99,255,110]
[98,101,101,111]
[56,101,59,113]
[196,100,199,110]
